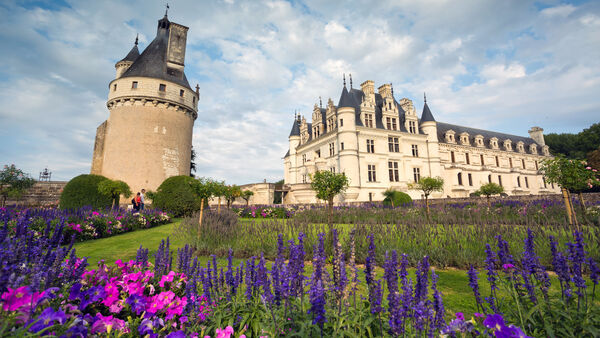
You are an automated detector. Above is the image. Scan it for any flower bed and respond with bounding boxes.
[0,206,171,243]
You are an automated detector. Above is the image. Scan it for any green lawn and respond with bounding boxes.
[73,220,489,314]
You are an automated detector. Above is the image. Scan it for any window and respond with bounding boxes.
[392,118,397,130]
[522,159,526,169]
[365,114,374,128]
[369,192,373,202]
[180,89,184,97]
[509,158,513,168]
[517,176,521,187]
[409,121,417,133]
[159,83,166,91]
[498,175,503,187]
[302,154,307,164]
[451,151,455,163]
[302,174,308,183]
[132,81,138,89]
[388,137,399,152]
[465,153,470,164]
[411,144,419,157]
[340,119,343,127]
[388,161,399,182]
[495,156,499,167]
[388,102,392,110]
[366,139,375,153]
[413,167,421,182]
[488,174,492,183]
[315,150,321,158]
[480,154,485,165]
[386,117,392,130]
[368,165,376,182]
[193,96,196,104]
[535,161,539,170]
[543,177,547,188]
[468,173,473,186]
[329,143,335,157]
[113,84,117,91]
[330,167,336,173]
[458,173,463,186]
[525,177,529,188]
[340,143,344,150]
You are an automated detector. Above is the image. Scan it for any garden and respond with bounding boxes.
[0,157,599,337]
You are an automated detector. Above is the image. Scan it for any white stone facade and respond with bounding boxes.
[283,79,559,204]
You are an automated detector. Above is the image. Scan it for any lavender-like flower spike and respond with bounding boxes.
[369,279,383,315]
[468,265,484,313]
[549,236,572,302]
[484,244,499,313]
[414,256,430,304]
[365,234,376,287]
[308,233,327,330]
[431,268,446,331]
[385,251,403,335]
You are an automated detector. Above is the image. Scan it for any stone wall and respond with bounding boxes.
[4,181,68,207]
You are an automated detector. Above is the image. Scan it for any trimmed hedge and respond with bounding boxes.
[152,175,202,217]
[59,174,112,210]
[383,191,413,207]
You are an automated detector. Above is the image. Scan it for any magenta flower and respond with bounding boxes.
[159,271,177,287]
[502,263,515,270]
[1,286,31,311]
[455,312,465,321]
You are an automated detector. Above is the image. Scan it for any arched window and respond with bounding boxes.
[457,173,463,186]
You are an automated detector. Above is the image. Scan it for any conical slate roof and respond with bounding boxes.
[420,102,436,122]
[119,44,140,63]
[289,118,300,137]
[337,86,356,108]
[120,14,192,89]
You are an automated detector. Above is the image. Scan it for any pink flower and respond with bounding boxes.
[502,263,515,270]
[115,259,125,269]
[159,271,177,287]
[216,326,235,338]
[1,286,31,311]
[456,312,465,320]
[586,166,592,170]
[109,300,123,313]
[92,211,100,216]
[91,313,128,334]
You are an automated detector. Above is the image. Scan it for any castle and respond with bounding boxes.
[283,78,560,203]
[91,12,198,194]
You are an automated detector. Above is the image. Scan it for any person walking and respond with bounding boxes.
[140,189,146,210]
[134,192,142,212]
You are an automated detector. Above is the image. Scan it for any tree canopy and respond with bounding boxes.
[0,164,35,207]
[545,122,600,159]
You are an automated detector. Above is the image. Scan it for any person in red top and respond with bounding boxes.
[133,192,142,211]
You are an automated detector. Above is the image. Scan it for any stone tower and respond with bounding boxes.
[91,12,198,194]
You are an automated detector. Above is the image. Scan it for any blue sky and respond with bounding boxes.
[0,0,599,184]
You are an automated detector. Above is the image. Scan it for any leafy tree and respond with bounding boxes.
[408,176,444,216]
[190,146,197,177]
[541,155,600,228]
[587,147,600,172]
[0,164,35,207]
[211,180,227,213]
[475,182,505,208]
[189,177,219,228]
[224,185,242,208]
[241,190,254,207]
[97,179,132,209]
[545,122,600,159]
[59,174,113,210]
[310,170,349,227]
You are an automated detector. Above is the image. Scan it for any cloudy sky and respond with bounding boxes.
[0,0,599,184]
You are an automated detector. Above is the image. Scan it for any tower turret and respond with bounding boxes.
[115,36,139,79]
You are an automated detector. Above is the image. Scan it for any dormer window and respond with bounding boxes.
[460,132,470,145]
[475,135,484,147]
[504,140,512,151]
[490,137,499,149]
[516,141,525,153]
[542,145,550,156]
[445,130,456,143]
[530,144,537,154]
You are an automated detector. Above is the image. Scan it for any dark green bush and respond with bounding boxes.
[382,191,413,207]
[59,174,112,210]
[152,176,201,217]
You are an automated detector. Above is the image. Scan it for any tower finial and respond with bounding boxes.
[349,74,353,88]
[391,83,394,97]
[165,3,170,16]
[343,73,346,88]
[319,96,322,108]
[424,92,427,103]
[135,34,139,46]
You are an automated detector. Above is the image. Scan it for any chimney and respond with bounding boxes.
[528,126,545,146]
[378,83,392,99]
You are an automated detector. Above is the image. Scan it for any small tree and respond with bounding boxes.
[189,177,217,232]
[97,179,132,209]
[211,181,227,213]
[408,176,444,217]
[475,182,505,208]
[382,188,397,207]
[0,164,35,207]
[310,170,349,227]
[241,190,254,207]
[541,155,600,228]
[224,185,242,208]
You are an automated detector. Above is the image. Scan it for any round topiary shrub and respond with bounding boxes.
[59,174,112,210]
[383,191,413,207]
[152,175,202,217]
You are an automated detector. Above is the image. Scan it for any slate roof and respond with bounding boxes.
[420,102,435,122]
[289,118,300,137]
[119,44,140,63]
[120,15,192,89]
[436,122,542,155]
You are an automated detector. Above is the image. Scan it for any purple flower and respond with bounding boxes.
[365,235,376,287]
[29,307,67,333]
[126,294,146,315]
[165,331,186,338]
[308,279,327,327]
[368,279,383,314]
[502,263,515,270]
[484,244,499,313]
[456,312,465,321]
[468,265,484,312]
[483,313,505,330]
[138,318,154,336]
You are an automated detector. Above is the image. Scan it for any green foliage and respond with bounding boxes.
[152,175,202,216]
[310,170,349,202]
[59,174,112,210]
[588,147,600,171]
[382,190,412,207]
[223,185,242,208]
[189,177,219,202]
[476,182,505,197]
[541,155,600,192]
[545,122,600,159]
[97,179,132,207]
[409,176,444,197]
[0,164,36,206]
[241,190,254,206]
